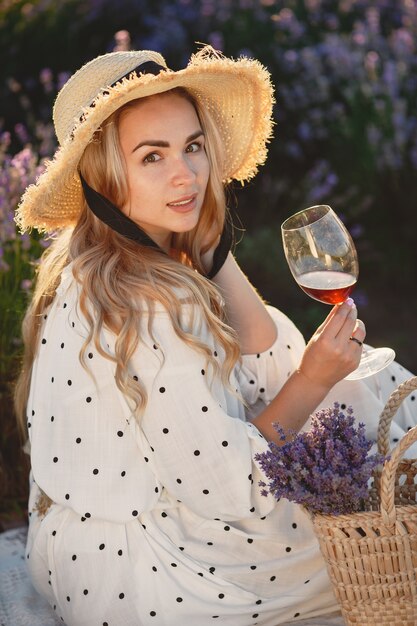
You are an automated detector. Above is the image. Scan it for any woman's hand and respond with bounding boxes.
[252,298,366,443]
[298,298,366,391]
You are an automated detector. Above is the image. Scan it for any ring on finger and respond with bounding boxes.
[349,337,363,347]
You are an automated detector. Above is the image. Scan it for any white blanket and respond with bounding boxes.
[0,527,344,626]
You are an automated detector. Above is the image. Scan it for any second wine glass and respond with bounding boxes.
[281,204,395,380]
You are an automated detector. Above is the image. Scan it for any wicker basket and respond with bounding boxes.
[312,376,417,626]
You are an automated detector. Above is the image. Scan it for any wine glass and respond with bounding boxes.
[281,204,395,380]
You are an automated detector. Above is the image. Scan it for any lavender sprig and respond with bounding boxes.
[255,404,385,516]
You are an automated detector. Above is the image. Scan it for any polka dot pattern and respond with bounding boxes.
[26,273,417,624]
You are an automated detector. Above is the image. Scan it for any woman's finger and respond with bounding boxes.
[313,300,350,335]
[318,299,357,339]
[353,318,366,339]
[335,304,362,344]
[348,319,366,348]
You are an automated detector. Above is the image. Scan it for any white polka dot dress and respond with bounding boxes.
[25,265,417,625]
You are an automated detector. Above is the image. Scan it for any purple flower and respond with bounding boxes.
[57,71,71,91]
[14,123,30,144]
[255,404,386,516]
[208,31,224,51]
[112,30,131,52]
[20,278,32,292]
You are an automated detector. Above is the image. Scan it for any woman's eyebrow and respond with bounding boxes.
[132,129,204,153]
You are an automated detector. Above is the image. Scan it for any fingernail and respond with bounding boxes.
[346,297,355,307]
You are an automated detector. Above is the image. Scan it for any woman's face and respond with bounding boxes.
[118,92,210,251]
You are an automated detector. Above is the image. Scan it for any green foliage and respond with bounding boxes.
[0,139,46,379]
[0,141,46,528]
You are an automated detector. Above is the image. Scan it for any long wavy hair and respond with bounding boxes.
[15,88,241,436]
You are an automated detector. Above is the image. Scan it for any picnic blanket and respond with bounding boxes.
[0,527,344,626]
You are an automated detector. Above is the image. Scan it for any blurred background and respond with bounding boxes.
[1,0,416,529]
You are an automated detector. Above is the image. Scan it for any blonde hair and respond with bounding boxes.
[15,88,241,435]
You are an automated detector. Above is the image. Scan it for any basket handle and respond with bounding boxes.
[377,376,417,456]
[379,423,417,526]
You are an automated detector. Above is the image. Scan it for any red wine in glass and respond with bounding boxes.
[281,204,395,379]
[297,270,357,305]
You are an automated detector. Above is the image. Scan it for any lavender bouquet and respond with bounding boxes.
[255,403,386,516]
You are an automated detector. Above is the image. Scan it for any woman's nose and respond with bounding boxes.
[171,155,196,185]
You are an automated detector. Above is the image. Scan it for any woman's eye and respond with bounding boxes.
[143,152,161,164]
[186,141,202,153]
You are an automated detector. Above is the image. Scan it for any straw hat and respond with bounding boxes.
[16,45,275,233]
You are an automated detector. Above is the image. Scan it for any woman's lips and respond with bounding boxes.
[167,194,197,212]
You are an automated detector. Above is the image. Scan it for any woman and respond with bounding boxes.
[15,47,416,626]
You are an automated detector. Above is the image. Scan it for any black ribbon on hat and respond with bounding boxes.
[111,60,166,87]
[79,58,233,278]
[77,61,166,129]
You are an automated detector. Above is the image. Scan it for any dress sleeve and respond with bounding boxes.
[134,308,279,521]
[237,305,306,410]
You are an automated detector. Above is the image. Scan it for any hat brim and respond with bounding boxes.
[16,49,275,233]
